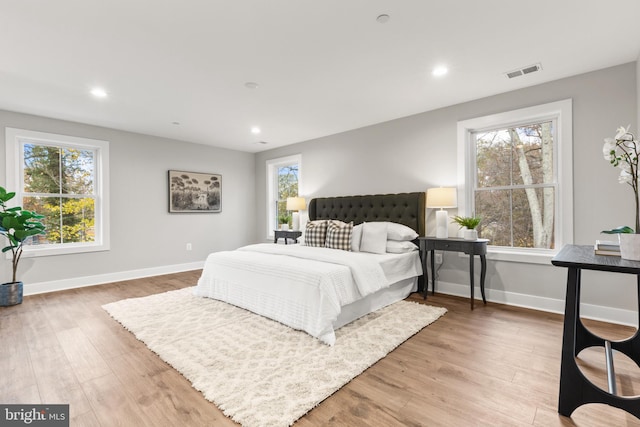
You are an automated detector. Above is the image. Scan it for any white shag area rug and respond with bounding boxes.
[102,287,446,427]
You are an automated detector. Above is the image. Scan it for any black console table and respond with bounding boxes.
[419,237,489,309]
[551,244,640,419]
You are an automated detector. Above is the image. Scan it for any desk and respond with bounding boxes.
[273,229,302,244]
[552,244,640,419]
[419,237,488,309]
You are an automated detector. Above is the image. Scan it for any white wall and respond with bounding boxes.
[255,63,639,324]
[0,109,256,293]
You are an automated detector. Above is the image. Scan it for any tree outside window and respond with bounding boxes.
[276,164,298,227]
[266,155,301,235]
[473,121,556,249]
[22,143,97,246]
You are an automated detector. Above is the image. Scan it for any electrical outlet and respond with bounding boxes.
[186,243,192,251]
[435,253,443,264]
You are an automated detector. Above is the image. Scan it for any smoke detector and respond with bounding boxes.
[505,63,542,79]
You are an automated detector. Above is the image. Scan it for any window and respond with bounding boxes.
[457,100,573,263]
[266,154,301,237]
[5,128,110,256]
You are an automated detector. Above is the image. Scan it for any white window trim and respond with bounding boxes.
[5,128,110,257]
[265,154,302,239]
[456,99,573,264]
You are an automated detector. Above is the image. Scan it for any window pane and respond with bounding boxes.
[22,196,61,245]
[62,198,95,243]
[23,144,61,193]
[62,148,95,194]
[511,122,554,186]
[22,196,95,245]
[476,187,555,249]
[277,164,298,200]
[475,189,512,247]
[476,122,554,188]
[476,130,514,188]
[277,200,288,225]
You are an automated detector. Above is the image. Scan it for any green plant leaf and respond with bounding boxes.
[601,225,634,234]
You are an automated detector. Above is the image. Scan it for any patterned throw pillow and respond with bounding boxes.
[325,220,353,251]
[304,220,329,247]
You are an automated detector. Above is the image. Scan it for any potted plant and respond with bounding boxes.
[278,214,292,231]
[602,126,640,260]
[451,215,481,240]
[0,186,46,306]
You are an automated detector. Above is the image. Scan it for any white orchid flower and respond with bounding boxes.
[616,125,633,141]
[619,169,633,184]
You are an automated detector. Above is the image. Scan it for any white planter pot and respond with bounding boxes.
[281,224,289,231]
[463,229,478,240]
[619,233,640,261]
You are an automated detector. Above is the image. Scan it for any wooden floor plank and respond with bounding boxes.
[2,271,640,426]
[56,327,113,384]
[81,373,149,427]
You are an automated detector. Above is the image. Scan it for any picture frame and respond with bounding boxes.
[168,170,222,213]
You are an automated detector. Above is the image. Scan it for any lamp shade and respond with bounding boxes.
[426,187,457,208]
[286,197,306,211]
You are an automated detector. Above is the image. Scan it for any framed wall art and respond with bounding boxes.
[168,170,222,213]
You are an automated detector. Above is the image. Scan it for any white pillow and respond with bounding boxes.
[351,223,363,252]
[385,222,419,241]
[360,222,388,254]
[386,240,418,254]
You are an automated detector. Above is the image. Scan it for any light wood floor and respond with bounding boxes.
[2,272,640,426]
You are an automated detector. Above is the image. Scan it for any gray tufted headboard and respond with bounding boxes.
[308,192,426,236]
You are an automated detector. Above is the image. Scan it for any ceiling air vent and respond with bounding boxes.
[505,63,542,79]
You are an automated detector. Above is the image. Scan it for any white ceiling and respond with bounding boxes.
[2,1,640,153]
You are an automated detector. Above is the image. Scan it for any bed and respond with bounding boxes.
[194,192,426,345]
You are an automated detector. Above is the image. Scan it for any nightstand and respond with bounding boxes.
[274,229,302,244]
[419,237,489,309]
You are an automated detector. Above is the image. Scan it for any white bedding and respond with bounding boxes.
[194,243,421,345]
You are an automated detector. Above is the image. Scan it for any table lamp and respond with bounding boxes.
[286,197,307,231]
[426,187,457,238]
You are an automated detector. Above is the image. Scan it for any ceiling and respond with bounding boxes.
[2,1,640,153]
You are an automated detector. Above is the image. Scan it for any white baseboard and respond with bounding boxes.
[432,280,638,327]
[23,261,205,296]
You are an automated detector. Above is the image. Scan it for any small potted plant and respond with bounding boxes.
[0,186,46,306]
[279,214,292,230]
[451,215,481,240]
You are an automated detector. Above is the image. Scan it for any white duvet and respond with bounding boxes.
[194,243,417,345]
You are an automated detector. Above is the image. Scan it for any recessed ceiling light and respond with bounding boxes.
[244,82,259,89]
[376,14,390,24]
[251,126,261,134]
[432,66,448,77]
[90,87,108,98]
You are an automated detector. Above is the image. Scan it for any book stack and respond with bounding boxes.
[594,240,621,256]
